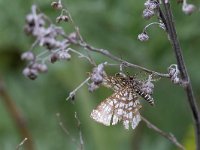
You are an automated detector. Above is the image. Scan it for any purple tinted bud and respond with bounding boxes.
[144,0,158,10]
[68,32,78,44]
[91,74,103,84]
[50,53,59,63]
[88,82,99,92]
[32,63,48,73]
[23,67,38,80]
[37,64,48,73]
[143,8,155,20]
[142,82,154,95]
[23,67,31,77]
[51,1,62,10]
[21,51,35,61]
[138,33,149,42]
[182,4,196,15]
[56,15,69,23]
[90,64,105,84]
[57,50,71,60]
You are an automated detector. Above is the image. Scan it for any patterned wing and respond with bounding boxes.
[102,75,126,92]
[116,88,142,129]
[90,87,142,129]
[90,93,117,126]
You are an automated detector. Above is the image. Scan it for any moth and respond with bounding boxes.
[90,73,154,129]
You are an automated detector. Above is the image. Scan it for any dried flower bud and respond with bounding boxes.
[21,51,35,61]
[88,82,99,92]
[57,50,71,60]
[90,64,104,84]
[39,37,62,50]
[182,4,196,15]
[51,1,62,10]
[23,67,38,80]
[144,0,158,10]
[138,32,149,42]
[142,81,154,95]
[25,14,35,26]
[32,63,48,73]
[168,64,181,84]
[23,67,31,76]
[141,75,154,95]
[143,8,155,20]
[68,32,78,44]
[50,53,59,63]
[56,15,69,23]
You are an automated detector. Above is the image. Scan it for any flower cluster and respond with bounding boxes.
[22,5,80,80]
[88,64,105,92]
[143,0,158,20]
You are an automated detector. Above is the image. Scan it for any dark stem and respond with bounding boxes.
[160,1,200,150]
[0,76,34,150]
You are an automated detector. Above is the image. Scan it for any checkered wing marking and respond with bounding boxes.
[116,88,142,129]
[90,93,117,126]
[102,75,125,92]
[90,87,142,129]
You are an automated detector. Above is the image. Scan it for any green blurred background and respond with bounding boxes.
[0,0,200,150]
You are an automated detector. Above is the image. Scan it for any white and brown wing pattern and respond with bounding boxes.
[90,86,142,129]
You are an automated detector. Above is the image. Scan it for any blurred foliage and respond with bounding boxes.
[0,0,200,150]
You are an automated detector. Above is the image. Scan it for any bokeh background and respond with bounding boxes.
[0,0,200,150]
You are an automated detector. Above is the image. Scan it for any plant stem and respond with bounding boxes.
[161,1,200,149]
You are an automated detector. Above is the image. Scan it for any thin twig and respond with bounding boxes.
[56,113,77,143]
[67,48,95,65]
[16,138,28,150]
[56,112,84,150]
[66,77,90,101]
[77,41,170,78]
[160,1,200,150]
[75,112,84,150]
[0,76,34,150]
[141,116,185,150]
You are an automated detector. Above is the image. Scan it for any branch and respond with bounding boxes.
[77,41,170,78]
[160,1,200,150]
[141,116,185,150]
[0,76,34,150]
[61,6,170,78]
